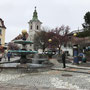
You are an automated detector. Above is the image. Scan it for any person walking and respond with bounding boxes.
[61,51,66,68]
[7,52,11,62]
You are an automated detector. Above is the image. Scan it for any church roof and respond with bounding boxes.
[12,33,29,41]
[0,18,6,29]
[28,7,42,24]
[32,7,38,21]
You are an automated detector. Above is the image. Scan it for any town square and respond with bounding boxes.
[0,0,90,90]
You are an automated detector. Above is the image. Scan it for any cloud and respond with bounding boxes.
[0,0,90,42]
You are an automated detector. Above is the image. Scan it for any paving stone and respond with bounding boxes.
[0,57,90,90]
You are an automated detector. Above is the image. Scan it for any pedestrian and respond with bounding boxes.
[7,52,11,61]
[61,51,66,68]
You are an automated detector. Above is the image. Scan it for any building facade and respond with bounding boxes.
[27,7,42,50]
[0,18,6,46]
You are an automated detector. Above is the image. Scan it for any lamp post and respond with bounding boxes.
[73,33,77,37]
[73,33,79,64]
[48,39,53,58]
[59,44,60,55]
[48,39,52,49]
[40,41,45,52]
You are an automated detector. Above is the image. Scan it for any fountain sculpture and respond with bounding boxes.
[9,30,37,64]
[5,30,53,69]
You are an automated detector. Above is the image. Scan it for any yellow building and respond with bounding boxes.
[0,18,6,46]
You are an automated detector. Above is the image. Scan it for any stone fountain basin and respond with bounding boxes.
[32,58,48,64]
[0,63,20,68]
[9,50,37,54]
[0,63,53,69]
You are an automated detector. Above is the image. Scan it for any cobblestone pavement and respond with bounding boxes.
[0,58,90,90]
[0,69,89,90]
[50,58,90,74]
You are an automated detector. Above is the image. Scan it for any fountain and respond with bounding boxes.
[9,30,37,64]
[0,30,53,69]
[30,53,53,68]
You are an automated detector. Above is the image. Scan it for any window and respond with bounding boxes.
[37,25,39,30]
[0,29,2,35]
[31,25,32,29]
[0,38,1,45]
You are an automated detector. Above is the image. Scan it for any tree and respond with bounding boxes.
[34,25,70,51]
[50,25,70,48]
[8,42,19,50]
[77,30,90,37]
[77,12,90,37]
[34,30,48,51]
[82,12,90,30]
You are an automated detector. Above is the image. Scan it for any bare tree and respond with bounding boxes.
[50,25,70,48]
[34,25,70,50]
[8,42,19,50]
[34,30,47,51]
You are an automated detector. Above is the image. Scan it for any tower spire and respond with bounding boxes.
[32,6,38,20]
[35,6,36,10]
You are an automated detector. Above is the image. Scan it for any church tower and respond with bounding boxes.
[28,7,42,50]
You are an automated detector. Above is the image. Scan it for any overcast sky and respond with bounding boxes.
[0,0,90,43]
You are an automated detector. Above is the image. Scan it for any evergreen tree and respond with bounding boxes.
[82,12,90,30]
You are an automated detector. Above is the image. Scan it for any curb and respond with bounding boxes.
[67,66,90,70]
[51,68,90,74]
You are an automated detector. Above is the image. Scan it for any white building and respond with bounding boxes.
[61,45,73,56]
[27,7,42,50]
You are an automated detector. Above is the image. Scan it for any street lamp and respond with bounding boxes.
[73,33,79,64]
[73,33,77,37]
[48,39,52,42]
[40,41,45,52]
[59,44,60,55]
[48,39,52,49]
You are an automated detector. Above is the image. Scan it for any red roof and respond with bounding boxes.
[12,33,29,41]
